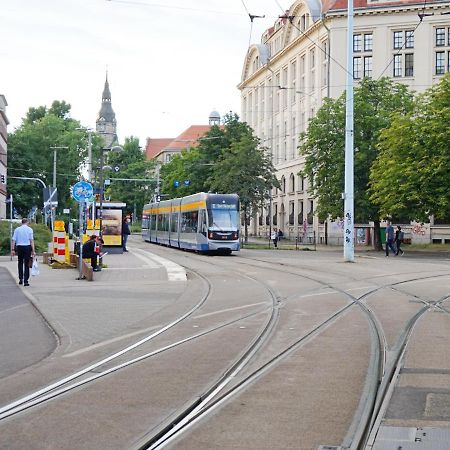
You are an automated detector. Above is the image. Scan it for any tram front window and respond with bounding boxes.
[208,208,238,231]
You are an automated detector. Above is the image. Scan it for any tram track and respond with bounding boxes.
[136,247,450,449]
[1,244,449,450]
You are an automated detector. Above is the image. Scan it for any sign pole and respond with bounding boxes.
[10,194,13,261]
[78,200,84,279]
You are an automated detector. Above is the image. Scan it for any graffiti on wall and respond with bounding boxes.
[411,223,427,236]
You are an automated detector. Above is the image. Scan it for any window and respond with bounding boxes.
[405,30,414,48]
[436,52,445,75]
[436,28,445,46]
[393,54,402,77]
[281,176,286,193]
[405,53,414,77]
[364,33,373,51]
[364,56,373,77]
[394,31,402,49]
[353,34,362,52]
[289,173,295,192]
[354,33,372,78]
[310,49,315,69]
[353,57,362,79]
[297,201,304,225]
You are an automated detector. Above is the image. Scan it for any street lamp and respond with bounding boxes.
[98,145,123,240]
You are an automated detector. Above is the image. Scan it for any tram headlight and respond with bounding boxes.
[208,232,214,239]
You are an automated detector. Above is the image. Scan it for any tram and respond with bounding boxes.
[142,192,240,254]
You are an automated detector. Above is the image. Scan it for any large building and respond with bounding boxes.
[239,0,450,243]
[96,74,118,148]
[0,95,8,219]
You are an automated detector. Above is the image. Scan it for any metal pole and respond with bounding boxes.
[10,194,13,261]
[87,131,92,182]
[78,200,84,279]
[53,148,57,188]
[344,0,355,262]
[99,149,104,240]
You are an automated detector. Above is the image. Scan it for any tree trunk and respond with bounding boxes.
[373,219,383,251]
[244,206,249,244]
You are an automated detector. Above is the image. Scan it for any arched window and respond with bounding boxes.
[281,176,286,193]
[289,173,295,193]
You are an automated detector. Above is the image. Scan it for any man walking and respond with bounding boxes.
[385,221,396,257]
[11,218,36,286]
[395,225,405,256]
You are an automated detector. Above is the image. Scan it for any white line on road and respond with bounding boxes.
[133,248,186,281]
[193,301,268,319]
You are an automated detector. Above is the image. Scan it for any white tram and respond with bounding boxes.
[142,192,240,254]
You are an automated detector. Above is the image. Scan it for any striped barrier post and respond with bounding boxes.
[54,221,66,263]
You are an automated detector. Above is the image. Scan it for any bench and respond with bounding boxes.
[71,254,94,281]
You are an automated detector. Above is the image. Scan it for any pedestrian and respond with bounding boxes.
[11,218,36,286]
[122,216,131,252]
[395,225,405,256]
[277,229,283,241]
[385,220,396,257]
[82,235,101,272]
[271,228,278,248]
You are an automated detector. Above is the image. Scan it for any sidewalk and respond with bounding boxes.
[0,247,187,357]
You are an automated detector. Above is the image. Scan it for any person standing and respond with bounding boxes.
[395,225,405,256]
[122,216,131,252]
[385,221,396,257]
[11,218,36,286]
[271,229,278,248]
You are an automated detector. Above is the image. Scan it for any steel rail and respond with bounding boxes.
[0,269,211,419]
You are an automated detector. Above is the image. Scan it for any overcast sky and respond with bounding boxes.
[1,0,288,145]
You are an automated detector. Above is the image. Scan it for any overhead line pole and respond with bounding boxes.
[344,0,355,262]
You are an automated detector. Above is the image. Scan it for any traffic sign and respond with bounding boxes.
[174,180,180,187]
[113,166,120,172]
[184,179,190,186]
[72,181,94,202]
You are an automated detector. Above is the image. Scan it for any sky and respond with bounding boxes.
[1,0,289,146]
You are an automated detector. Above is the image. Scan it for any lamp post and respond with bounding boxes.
[50,146,68,230]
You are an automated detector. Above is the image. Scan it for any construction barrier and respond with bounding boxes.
[54,221,66,263]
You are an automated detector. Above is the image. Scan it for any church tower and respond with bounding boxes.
[96,73,118,147]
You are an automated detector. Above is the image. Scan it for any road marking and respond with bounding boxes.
[0,304,28,315]
[193,301,268,319]
[63,325,162,358]
[133,248,186,281]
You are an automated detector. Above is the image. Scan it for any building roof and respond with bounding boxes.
[145,138,174,160]
[165,125,211,150]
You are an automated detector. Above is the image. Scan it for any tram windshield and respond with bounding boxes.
[208,206,238,231]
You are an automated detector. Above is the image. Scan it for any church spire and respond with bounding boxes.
[96,72,117,147]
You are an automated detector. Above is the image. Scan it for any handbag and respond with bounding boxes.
[31,257,40,276]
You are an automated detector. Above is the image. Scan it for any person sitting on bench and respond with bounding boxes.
[82,235,102,272]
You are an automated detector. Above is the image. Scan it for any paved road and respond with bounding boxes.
[0,267,56,379]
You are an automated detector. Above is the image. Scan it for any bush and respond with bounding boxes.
[0,221,52,255]
[130,220,142,233]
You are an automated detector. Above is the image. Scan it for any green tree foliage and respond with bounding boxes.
[370,74,450,222]
[299,78,414,249]
[208,133,279,242]
[159,113,279,241]
[105,136,156,219]
[7,101,91,218]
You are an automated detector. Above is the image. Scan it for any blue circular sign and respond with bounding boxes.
[72,181,94,202]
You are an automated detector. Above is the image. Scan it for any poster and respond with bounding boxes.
[101,208,122,246]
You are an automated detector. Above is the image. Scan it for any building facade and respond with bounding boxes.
[239,0,450,243]
[0,95,8,219]
[96,74,118,148]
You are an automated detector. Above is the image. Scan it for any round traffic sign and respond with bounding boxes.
[72,181,94,202]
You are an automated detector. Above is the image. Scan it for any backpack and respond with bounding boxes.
[399,231,404,241]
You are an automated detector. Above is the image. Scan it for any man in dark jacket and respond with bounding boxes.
[122,216,131,252]
[82,235,101,271]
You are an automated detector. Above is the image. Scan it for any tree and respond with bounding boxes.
[370,74,450,222]
[299,78,414,249]
[207,134,279,243]
[104,136,156,219]
[8,101,90,218]
[159,112,279,241]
